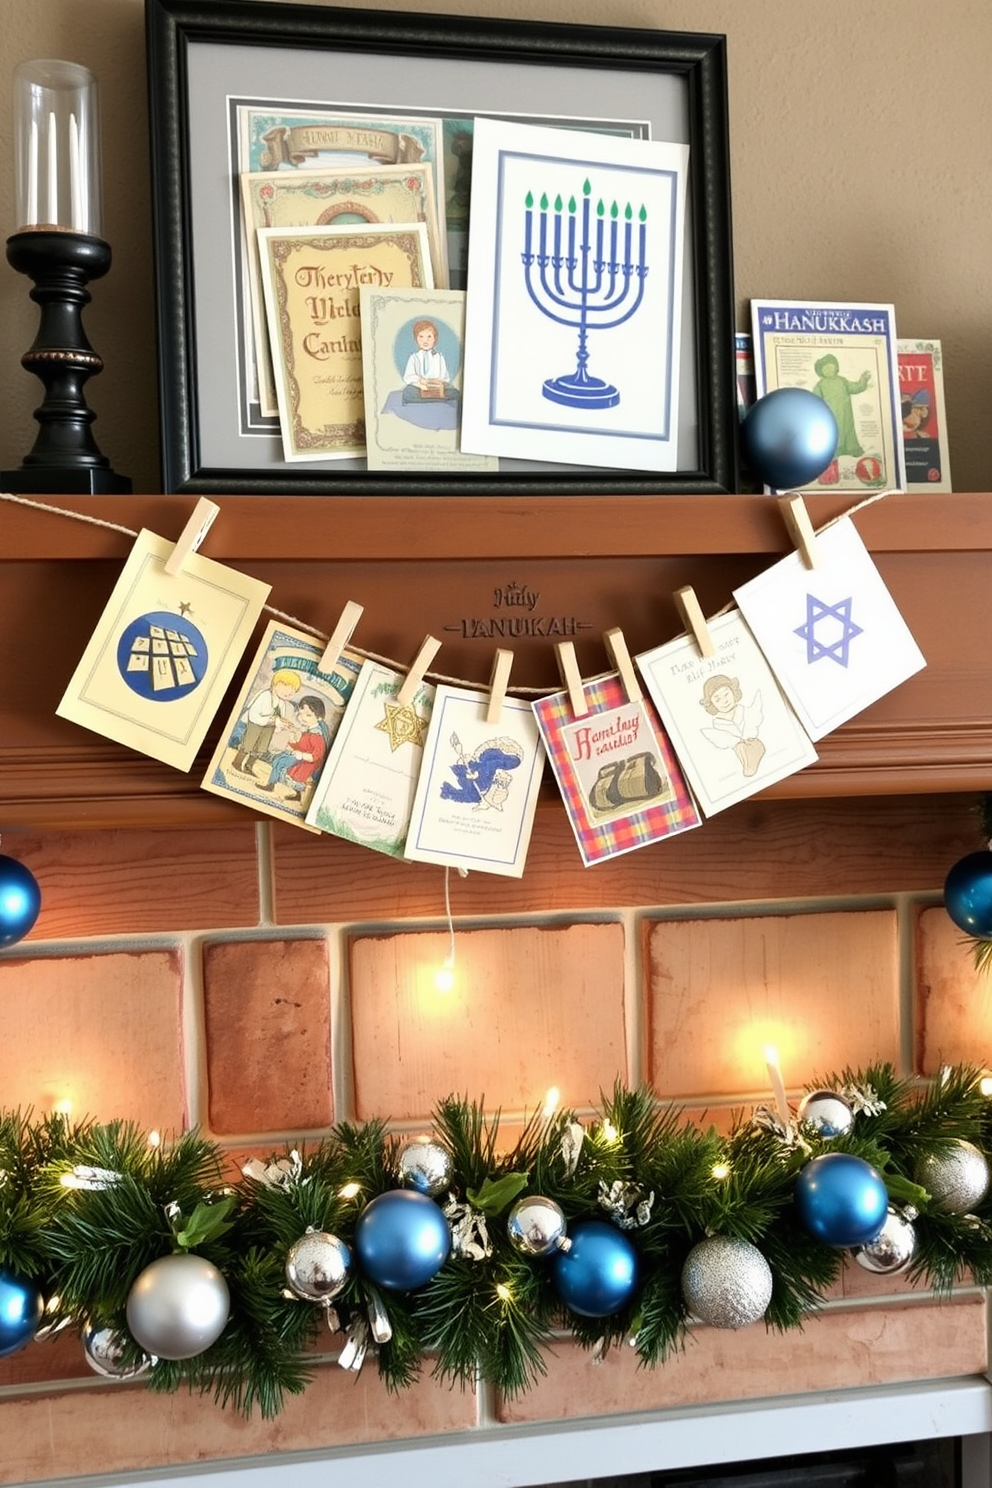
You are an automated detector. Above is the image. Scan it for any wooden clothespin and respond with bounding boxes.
[319,599,364,673]
[555,641,588,718]
[163,497,220,576]
[396,634,441,707]
[486,648,513,724]
[602,627,642,703]
[777,494,820,569]
[673,585,716,658]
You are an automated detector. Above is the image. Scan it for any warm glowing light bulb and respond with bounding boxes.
[982,1077,992,1098]
[601,1118,618,1143]
[711,1162,731,1181]
[542,1086,560,1118]
[338,1181,361,1200]
[53,1098,72,1117]
[496,1282,512,1302]
[147,1129,162,1149]
[434,959,455,992]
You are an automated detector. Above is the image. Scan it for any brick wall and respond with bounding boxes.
[0,792,988,1483]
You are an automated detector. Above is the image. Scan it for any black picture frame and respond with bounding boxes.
[145,0,737,496]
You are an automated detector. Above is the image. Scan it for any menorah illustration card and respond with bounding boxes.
[258,222,433,461]
[635,610,818,817]
[56,530,270,772]
[403,685,546,877]
[732,516,926,741]
[532,674,700,866]
[460,116,688,473]
[306,657,436,857]
[359,287,498,473]
[202,621,362,831]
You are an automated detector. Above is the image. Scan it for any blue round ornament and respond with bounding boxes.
[943,852,992,937]
[741,387,838,489]
[0,1267,43,1358]
[0,856,41,948]
[550,1219,639,1318]
[354,1189,451,1291]
[794,1151,888,1248]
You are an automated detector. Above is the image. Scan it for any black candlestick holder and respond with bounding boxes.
[1,228,131,494]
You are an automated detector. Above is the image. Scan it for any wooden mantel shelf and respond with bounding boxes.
[2,490,991,828]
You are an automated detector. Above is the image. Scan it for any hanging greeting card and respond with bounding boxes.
[732,516,926,742]
[404,685,545,878]
[532,674,700,866]
[636,609,817,816]
[305,657,435,857]
[202,620,362,830]
[56,529,270,771]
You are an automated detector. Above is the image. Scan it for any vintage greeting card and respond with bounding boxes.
[202,621,362,830]
[305,657,435,856]
[258,222,433,460]
[532,674,700,866]
[898,339,952,492]
[732,516,926,741]
[636,609,818,816]
[460,117,688,472]
[404,685,546,878]
[241,166,445,417]
[750,299,906,494]
[360,287,498,473]
[56,530,270,772]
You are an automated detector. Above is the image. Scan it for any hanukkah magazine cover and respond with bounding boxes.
[750,299,906,495]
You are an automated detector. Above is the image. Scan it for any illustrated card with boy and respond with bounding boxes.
[305,657,435,856]
[750,298,906,494]
[258,222,433,461]
[56,530,270,772]
[897,339,952,492]
[240,166,445,417]
[202,621,362,831]
[635,610,818,816]
[404,685,546,878]
[732,516,926,742]
[531,674,700,866]
[360,287,498,473]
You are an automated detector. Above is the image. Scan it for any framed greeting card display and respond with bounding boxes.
[145,0,737,496]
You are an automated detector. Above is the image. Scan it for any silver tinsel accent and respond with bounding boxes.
[840,1082,887,1117]
[751,1105,812,1154]
[681,1235,774,1330]
[560,1120,585,1177]
[597,1180,655,1229]
[338,1315,369,1372]
[442,1195,492,1259]
[853,1206,917,1275]
[395,1136,453,1197]
[797,1089,855,1139]
[61,1164,123,1191]
[916,1140,991,1215]
[242,1150,304,1189]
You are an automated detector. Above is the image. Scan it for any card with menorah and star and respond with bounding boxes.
[732,516,926,742]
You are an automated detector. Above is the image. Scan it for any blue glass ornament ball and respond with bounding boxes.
[794,1151,888,1249]
[943,852,992,937]
[0,1267,44,1358]
[550,1219,639,1318]
[741,387,838,489]
[354,1189,451,1291]
[0,856,41,949]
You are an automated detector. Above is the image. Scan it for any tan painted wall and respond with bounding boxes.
[1,0,990,493]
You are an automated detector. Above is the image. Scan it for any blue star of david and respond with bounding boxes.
[794,592,863,667]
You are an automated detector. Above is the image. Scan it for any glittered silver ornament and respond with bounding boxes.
[917,1140,991,1215]
[82,1321,154,1379]
[507,1195,570,1257]
[797,1089,855,1139]
[681,1236,774,1330]
[395,1136,453,1197]
[853,1207,917,1275]
[285,1229,352,1303]
[125,1253,230,1361]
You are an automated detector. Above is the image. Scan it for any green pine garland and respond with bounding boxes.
[2,1064,992,1419]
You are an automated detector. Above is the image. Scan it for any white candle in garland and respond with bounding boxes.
[764,1044,791,1127]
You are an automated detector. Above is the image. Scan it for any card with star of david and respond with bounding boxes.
[732,516,926,741]
[305,657,435,857]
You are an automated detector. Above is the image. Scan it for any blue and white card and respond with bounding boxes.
[732,517,926,741]
[460,117,688,473]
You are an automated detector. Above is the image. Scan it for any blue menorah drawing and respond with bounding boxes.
[521,177,649,410]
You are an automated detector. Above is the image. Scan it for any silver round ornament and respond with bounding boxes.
[125,1253,231,1361]
[395,1136,453,1197]
[507,1195,570,1257]
[797,1089,855,1139]
[681,1235,774,1330]
[916,1140,991,1215]
[82,1321,154,1380]
[284,1229,352,1303]
[853,1206,917,1275]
